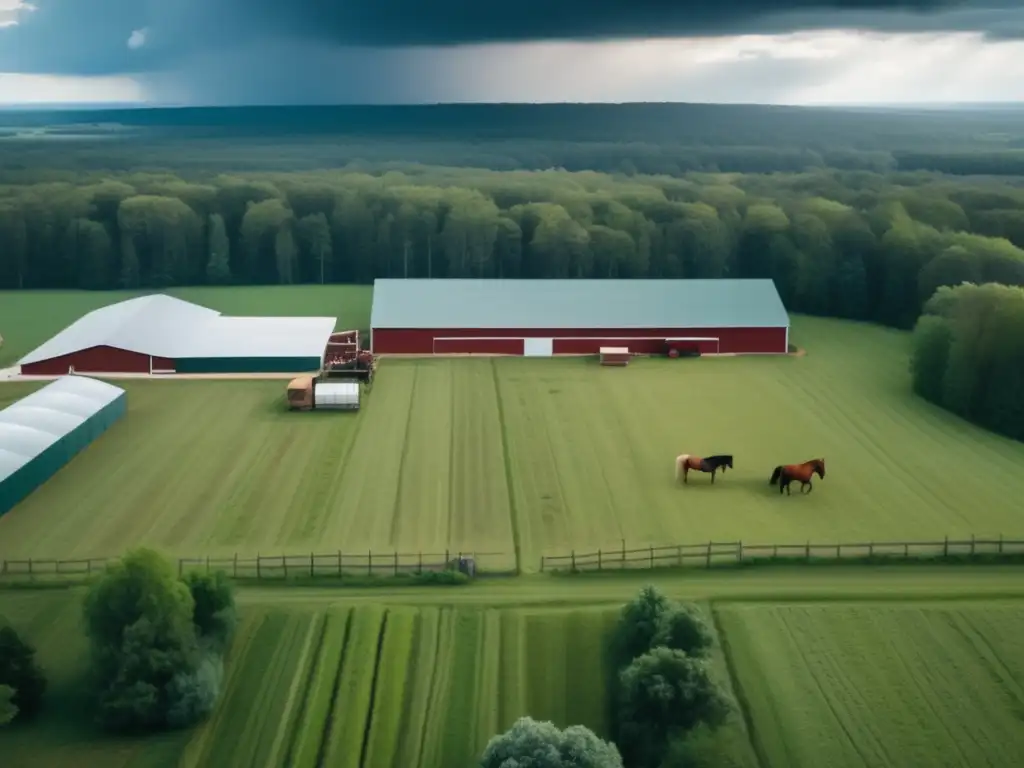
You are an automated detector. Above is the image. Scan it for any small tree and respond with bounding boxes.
[183,571,237,652]
[617,648,731,768]
[83,548,215,732]
[0,623,47,721]
[480,716,623,768]
[0,684,16,725]
[609,586,671,669]
[652,603,714,659]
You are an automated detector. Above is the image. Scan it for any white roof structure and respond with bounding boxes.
[19,295,337,365]
[0,376,125,483]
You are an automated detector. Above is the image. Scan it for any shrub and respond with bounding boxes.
[608,585,671,669]
[652,604,714,659]
[183,571,237,651]
[616,648,731,768]
[0,623,47,721]
[83,548,223,732]
[480,716,623,768]
[0,684,16,725]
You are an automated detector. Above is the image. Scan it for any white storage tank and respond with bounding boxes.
[314,381,360,410]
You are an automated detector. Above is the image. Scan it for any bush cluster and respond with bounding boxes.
[608,587,730,768]
[83,548,237,732]
[0,622,47,725]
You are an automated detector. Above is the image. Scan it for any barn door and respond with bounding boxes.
[523,338,554,357]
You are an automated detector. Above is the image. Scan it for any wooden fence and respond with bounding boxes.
[0,549,514,582]
[540,535,1024,572]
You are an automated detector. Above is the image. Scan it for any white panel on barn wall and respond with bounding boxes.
[523,338,554,357]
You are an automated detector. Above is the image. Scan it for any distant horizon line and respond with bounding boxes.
[0,99,1022,113]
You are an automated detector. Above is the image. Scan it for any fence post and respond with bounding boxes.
[677,545,682,567]
[869,542,874,558]
[621,539,626,568]
[971,534,976,556]
[282,554,288,578]
[773,544,778,558]
[836,544,841,560]
[904,542,909,559]
[571,551,576,571]
[28,558,32,576]
[310,552,315,579]
[943,536,948,559]
[540,556,545,573]
[598,550,603,570]
[999,534,1004,554]
[394,551,399,577]
[737,541,743,564]
[257,553,261,579]
[445,549,449,567]
[338,550,342,577]
[706,542,712,569]
[233,553,238,578]
[649,546,654,568]
[805,542,810,562]
[368,550,373,576]
[418,552,423,574]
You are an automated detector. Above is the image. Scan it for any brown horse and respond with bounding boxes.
[769,458,825,495]
[675,454,734,484]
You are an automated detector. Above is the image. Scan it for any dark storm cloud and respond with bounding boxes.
[2,0,1023,77]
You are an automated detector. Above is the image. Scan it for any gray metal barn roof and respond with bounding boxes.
[0,376,125,483]
[371,279,789,330]
[19,295,337,365]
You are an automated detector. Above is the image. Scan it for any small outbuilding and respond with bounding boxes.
[370,278,790,356]
[0,376,126,517]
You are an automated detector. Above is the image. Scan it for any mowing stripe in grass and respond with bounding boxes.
[357,610,390,768]
[396,607,442,768]
[492,358,522,574]
[711,605,769,768]
[273,611,327,768]
[417,608,459,768]
[313,607,355,768]
[322,605,387,768]
[388,366,419,547]
[362,609,417,767]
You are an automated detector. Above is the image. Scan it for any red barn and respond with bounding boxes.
[370,279,790,356]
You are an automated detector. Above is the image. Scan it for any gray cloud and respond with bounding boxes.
[1,1,1023,77]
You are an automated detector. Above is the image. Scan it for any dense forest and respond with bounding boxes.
[2,159,1024,331]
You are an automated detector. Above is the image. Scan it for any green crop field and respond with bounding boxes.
[0,590,649,768]
[4,571,1024,767]
[2,314,1024,573]
[717,601,1024,767]
[0,285,372,367]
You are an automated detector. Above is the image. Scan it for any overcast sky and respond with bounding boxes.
[1,0,1023,105]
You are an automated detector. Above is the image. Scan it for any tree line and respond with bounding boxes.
[2,166,1024,330]
[911,283,1024,442]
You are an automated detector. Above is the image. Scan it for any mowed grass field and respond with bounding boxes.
[3,313,1024,571]
[717,601,1024,768]
[0,285,372,367]
[4,570,1024,767]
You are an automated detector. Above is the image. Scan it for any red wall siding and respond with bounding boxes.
[433,337,525,355]
[21,345,152,375]
[151,357,176,372]
[373,327,786,355]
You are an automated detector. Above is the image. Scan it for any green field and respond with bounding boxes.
[2,313,1024,573]
[717,601,1024,767]
[0,285,372,368]
[3,570,1024,767]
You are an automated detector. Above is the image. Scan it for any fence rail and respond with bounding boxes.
[540,535,1024,572]
[0,549,514,582]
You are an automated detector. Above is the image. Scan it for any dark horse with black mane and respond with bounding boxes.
[769,458,826,495]
[675,454,734,484]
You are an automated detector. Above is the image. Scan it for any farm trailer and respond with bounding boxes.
[286,376,360,411]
